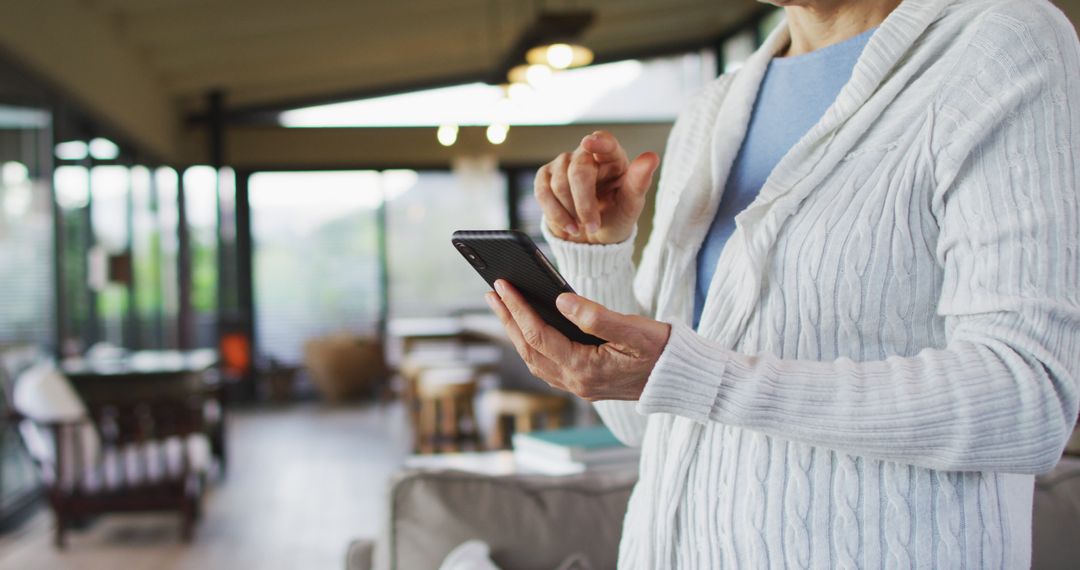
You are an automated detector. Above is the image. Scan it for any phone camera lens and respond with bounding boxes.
[454,242,486,268]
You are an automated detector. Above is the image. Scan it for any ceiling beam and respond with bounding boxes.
[0,0,179,160]
[215,122,675,170]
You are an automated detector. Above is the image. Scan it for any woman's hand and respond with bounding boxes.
[485,280,671,401]
[536,131,660,244]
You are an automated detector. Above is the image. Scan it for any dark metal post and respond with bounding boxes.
[45,114,65,358]
[124,156,139,350]
[505,168,521,231]
[83,157,100,348]
[376,189,390,338]
[177,172,193,349]
[233,169,257,400]
[208,90,225,170]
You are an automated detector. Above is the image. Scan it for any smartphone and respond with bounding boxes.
[452,230,605,346]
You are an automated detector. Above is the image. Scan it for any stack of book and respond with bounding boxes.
[512,425,640,475]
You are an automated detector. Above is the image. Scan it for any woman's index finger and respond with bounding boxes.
[581,131,627,165]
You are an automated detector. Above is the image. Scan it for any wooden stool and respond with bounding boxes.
[415,367,482,454]
[484,390,569,450]
[400,345,500,451]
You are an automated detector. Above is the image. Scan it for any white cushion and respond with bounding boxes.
[83,434,211,491]
[438,540,500,570]
[13,362,101,477]
[13,361,87,422]
[18,422,210,491]
[438,540,596,570]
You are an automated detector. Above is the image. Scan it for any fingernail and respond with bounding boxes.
[556,293,577,314]
[565,223,579,236]
[586,222,600,234]
[484,293,498,310]
[494,280,507,295]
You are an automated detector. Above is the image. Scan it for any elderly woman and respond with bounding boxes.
[485,0,1080,567]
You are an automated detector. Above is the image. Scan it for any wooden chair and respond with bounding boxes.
[484,390,569,450]
[415,367,482,454]
[12,394,210,548]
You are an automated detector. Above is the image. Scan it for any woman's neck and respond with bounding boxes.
[780,0,901,57]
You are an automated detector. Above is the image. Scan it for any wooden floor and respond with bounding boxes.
[0,402,412,570]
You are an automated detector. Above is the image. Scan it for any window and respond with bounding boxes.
[184,166,219,348]
[131,165,163,348]
[385,163,508,317]
[156,167,181,348]
[55,165,93,353]
[89,165,130,347]
[721,30,757,73]
[0,105,54,348]
[511,168,557,262]
[250,170,384,364]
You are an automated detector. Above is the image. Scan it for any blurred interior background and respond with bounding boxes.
[1,1,1079,569]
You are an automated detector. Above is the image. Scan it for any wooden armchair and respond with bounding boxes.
[11,393,210,547]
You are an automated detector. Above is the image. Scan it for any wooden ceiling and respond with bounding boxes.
[89,0,765,113]
[5,0,1076,161]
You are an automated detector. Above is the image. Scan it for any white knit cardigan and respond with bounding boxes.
[543,0,1080,567]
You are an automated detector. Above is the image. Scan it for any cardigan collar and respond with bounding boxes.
[647,0,958,345]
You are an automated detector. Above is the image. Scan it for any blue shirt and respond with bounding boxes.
[693,28,876,329]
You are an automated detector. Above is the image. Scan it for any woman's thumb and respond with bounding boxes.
[626,152,659,196]
[556,293,629,341]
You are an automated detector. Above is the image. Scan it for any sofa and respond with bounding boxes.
[348,456,1080,570]
[1033,456,1080,570]
[348,468,637,570]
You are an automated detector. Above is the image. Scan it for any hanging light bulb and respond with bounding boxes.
[486,124,509,145]
[508,63,553,87]
[526,42,594,70]
[437,124,459,147]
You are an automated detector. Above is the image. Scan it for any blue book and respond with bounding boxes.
[512,426,639,465]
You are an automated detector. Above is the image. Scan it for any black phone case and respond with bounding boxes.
[452,230,605,346]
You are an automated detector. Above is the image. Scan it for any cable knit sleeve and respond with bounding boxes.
[542,224,650,446]
[637,5,1080,473]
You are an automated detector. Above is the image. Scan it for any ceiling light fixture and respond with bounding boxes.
[526,42,593,70]
[492,10,595,86]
